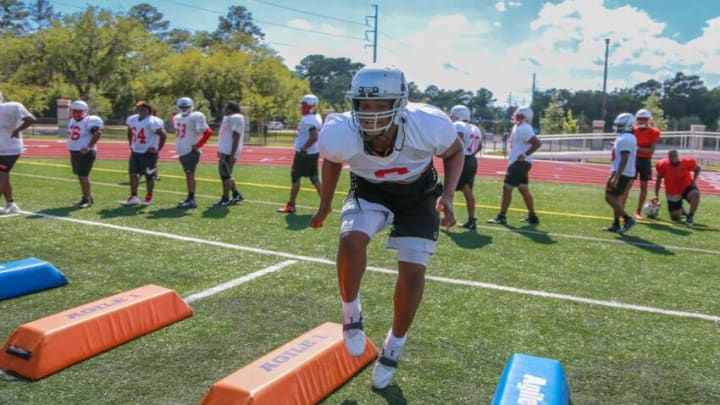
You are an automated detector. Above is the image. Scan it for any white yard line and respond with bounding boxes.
[183,260,297,304]
[18,210,720,323]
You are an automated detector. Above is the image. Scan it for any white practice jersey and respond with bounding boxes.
[0,102,34,156]
[469,124,483,155]
[126,114,164,153]
[453,121,475,156]
[67,115,103,151]
[611,131,637,177]
[218,113,245,158]
[508,122,536,164]
[320,103,456,183]
[295,113,322,153]
[173,111,208,156]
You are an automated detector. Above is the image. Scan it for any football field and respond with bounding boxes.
[1,157,719,404]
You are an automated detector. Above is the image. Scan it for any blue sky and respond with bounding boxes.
[51,1,720,107]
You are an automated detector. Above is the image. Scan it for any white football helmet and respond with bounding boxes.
[348,65,408,134]
[176,97,193,116]
[450,105,471,122]
[613,112,635,133]
[70,100,89,120]
[301,94,319,115]
[514,106,533,123]
[635,108,652,128]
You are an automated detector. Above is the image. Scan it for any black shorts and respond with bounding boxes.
[667,184,699,211]
[456,155,477,190]
[128,152,159,177]
[179,149,200,174]
[351,166,442,241]
[504,160,531,187]
[70,150,96,177]
[0,155,19,172]
[635,157,652,181]
[291,151,319,183]
[218,153,236,180]
[606,174,634,197]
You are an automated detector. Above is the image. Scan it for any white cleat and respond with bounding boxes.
[372,345,402,390]
[342,315,366,357]
[1,202,19,214]
[120,196,140,206]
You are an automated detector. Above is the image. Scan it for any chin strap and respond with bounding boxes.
[362,129,396,157]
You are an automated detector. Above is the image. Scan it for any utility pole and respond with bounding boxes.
[601,38,610,122]
[531,73,536,105]
[365,5,378,63]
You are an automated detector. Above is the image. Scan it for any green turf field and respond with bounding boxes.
[1,158,719,404]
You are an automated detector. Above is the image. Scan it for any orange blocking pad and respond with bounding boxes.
[0,284,193,380]
[201,322,378,405]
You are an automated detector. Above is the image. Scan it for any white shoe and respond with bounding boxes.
[120,196,140,206]
[342,315,366,357]
[372,344,402,390]
[2,202,19,214]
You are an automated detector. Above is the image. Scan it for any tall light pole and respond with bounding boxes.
[601,38,610,123]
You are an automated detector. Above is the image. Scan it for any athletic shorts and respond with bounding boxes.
[504,160,531,187]
[291,151,319,183]
[218,153,236,180]
[606,174,634,197]
[128,152,159,177]
[667,184,698,211]
[456,155,477,190]
[70,150,96,177]
[179,149,200,174]
[635,157,652,181]
[0,155,20,172]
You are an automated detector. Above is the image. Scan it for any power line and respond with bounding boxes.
[248,0,364,26]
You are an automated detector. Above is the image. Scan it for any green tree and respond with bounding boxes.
[294,55,363,111]
[642,93,667,131]
[27,0,58,31]
[0,0,29,35]
[540,93,565,134]
[562,109,579,134]
[213,5,264,51]
[128,3,169,37]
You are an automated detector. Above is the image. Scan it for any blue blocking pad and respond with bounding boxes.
[0,258,68,300]
[491,353,570,405]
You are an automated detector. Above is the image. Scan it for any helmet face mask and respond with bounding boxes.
[301,94,318,115]
[513,106,533,124]
[635,109,652,128]
[176,97,193,117]
[348,66,408,136]
[70,100,89,121]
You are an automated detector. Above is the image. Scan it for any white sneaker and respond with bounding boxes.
[372,344,402,390]
[120,196,140,206]
[342,315,366,357]
[3,202,19,214]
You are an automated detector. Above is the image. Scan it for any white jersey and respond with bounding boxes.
[295,113,322,153]
[126,114,164,153]
[469,124,483,155]
[611,131,637,177]
[173,111,208,156]
[320,103,456,183]
[453,121,476,156]
[67,115,103,151]
[508,122,536,164]
[0,101,34,156]
[218,113,245,158]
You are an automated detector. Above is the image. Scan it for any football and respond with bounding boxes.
[644,202,660,218]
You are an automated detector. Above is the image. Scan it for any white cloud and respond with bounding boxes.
[508,1,523,7]
[495,2,507,13]
[287,19,313,31]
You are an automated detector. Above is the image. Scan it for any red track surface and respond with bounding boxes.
[22,139,720,195]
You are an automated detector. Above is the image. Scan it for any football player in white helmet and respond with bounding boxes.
[173,97,212,209]
[623,108,661,220]
[449,104,482,230]
[488,106,542,225]
[121,101,167,206]
[0,92,35,214]
[67,100,103,208]
[277,94,323,213]
[603,112,638,234]
[310,65,464,390]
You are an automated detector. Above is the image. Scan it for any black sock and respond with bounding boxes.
[622,214,630,223]
[188,192,195,200]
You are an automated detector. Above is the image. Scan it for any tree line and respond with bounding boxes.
[2,1,719,133]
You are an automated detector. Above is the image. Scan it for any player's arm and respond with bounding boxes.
[84,126,102,153]
[301,126,319,153]
[519,136,542,161]
[230,129,241,161]
[654,172,663,199]
[612,151,630,186]
[126,127,133,147]
[310,159,342,229]
[12,116,35,138]
[156,129,167,152]
[437,137,464,228]
[692,163,701,185]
